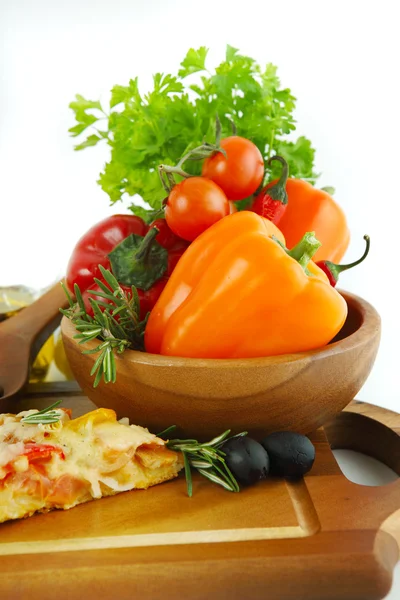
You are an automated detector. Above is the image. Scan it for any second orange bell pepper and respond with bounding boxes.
[144,211,347,358]
[271,179,350,263]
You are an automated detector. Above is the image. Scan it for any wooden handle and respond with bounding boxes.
[327,402,400,477]
[325,402,400,546]
[0,282,69,402]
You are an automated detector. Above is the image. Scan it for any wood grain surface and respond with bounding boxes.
[0,386,399,600]
[61,290,382,439]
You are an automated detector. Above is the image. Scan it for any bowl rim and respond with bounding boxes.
[61,289,381,369]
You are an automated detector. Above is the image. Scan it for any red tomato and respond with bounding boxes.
[24,443,65,462]
[165,177,229,242]
[202,136,264,201]
[66,214,147,293]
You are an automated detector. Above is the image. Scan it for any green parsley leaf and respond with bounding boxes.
[69,45,319,217]
[68,94,105,140]
[178,46,209,78]
[110,78,141,108]
[225,44,240,62]
[74,133,103,151]
[69,94,103,113]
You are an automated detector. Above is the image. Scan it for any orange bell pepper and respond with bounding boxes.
[274,179,350,263]
[144,211,347,358]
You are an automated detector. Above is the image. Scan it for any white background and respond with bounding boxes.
[1,1,400,596]
[1,0,399,407]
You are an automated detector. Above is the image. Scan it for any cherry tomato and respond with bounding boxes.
[165,177,229,242]
[202,136,264,201]
[148,218,181,250]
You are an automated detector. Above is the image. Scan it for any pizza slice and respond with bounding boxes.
[0,404,183,524]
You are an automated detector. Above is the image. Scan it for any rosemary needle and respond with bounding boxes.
[60,265,147,387]
[165,429,247,496]
[21,400,63,424]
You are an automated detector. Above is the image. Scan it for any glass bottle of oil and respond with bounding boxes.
[0,285,55,382]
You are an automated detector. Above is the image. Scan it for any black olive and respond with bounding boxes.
[261,432,315,478]
[221,436,270,486]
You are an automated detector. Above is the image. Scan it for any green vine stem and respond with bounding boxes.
[158,115,228,193]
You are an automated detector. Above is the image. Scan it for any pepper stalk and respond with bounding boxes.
[108,226,168,291]
[316,235,370,287]
[273,231,321,274]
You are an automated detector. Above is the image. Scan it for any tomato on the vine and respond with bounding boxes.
[202,136,264,201]
[165,177,229,242]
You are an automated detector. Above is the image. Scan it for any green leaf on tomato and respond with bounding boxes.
[108,233,168,292]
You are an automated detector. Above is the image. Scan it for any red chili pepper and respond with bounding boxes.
[251,156,289,224]
[23,443,65,461]
[316,235,370,287]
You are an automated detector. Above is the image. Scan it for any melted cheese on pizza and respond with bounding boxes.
[0,407,183,524]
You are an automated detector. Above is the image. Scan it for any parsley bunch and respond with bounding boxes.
[69,45,318,219]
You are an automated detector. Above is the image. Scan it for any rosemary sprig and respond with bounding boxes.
[21,400,63,424]
[60,265,148,387]
[162,427,248,497]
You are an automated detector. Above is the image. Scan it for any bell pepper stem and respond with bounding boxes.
[272,232,321,272]
[135,227,159,262]
[285,232,322,270]
[108,228,168,292]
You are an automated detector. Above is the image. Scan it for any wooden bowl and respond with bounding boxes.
[61,290,381,439]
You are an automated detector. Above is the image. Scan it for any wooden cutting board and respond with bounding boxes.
[0,383,399,600]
